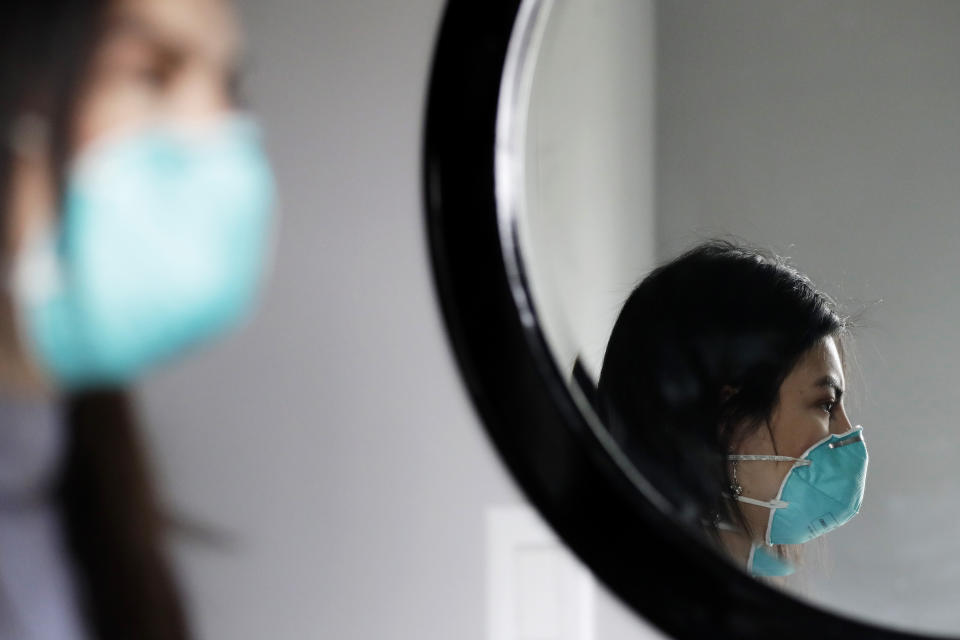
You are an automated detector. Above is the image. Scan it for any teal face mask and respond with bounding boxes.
[729,426,868,546]
[11,115,275,388]
[748,543,794,577]
[713,520,797,577]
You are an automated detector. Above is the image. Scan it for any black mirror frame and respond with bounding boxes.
[422,2,931,639]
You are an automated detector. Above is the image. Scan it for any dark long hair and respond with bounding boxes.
[2,3,191,639]
[596,240,847,542]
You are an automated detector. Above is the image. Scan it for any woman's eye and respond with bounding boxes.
[134,63,173,90]
[127,51,180,91]
[820,400,836,415]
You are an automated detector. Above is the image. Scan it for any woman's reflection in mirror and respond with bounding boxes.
[596,240,868,578]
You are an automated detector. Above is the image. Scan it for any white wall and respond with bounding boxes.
[522,0,657,379]
[656,0,960,634]
[131,2,661,639]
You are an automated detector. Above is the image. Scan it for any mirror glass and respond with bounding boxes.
[509,0,960,635]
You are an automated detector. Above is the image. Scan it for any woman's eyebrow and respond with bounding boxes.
[106,13,187,60]
[108,9,243,65]
[813,375,844,399]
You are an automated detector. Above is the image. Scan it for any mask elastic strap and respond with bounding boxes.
[714,520,741,533]
[723,454,810,511]
[733,494,789,510]
[727,454,811,465]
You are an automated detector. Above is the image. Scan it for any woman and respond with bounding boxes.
[596,240,867,577]
[1,0,274,638]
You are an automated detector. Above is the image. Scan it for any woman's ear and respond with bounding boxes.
[9,112,51,161]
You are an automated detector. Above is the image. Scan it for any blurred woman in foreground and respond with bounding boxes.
[0,1,274,637]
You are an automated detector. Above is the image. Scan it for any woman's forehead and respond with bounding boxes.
[787,336,845,393]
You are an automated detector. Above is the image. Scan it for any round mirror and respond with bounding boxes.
[425,1,955,638]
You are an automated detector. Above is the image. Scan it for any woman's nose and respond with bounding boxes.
[830,404,855,435]
[163,62,234,127]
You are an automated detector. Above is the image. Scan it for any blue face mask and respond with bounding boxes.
[729,426,869,546]
[11,115,275,389]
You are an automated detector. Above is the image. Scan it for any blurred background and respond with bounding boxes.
[131,1,662,639]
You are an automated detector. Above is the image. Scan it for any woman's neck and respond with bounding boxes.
[717,527,754,570]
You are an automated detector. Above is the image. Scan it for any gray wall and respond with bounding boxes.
[656,0,960,634]
[133,2,660,639]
